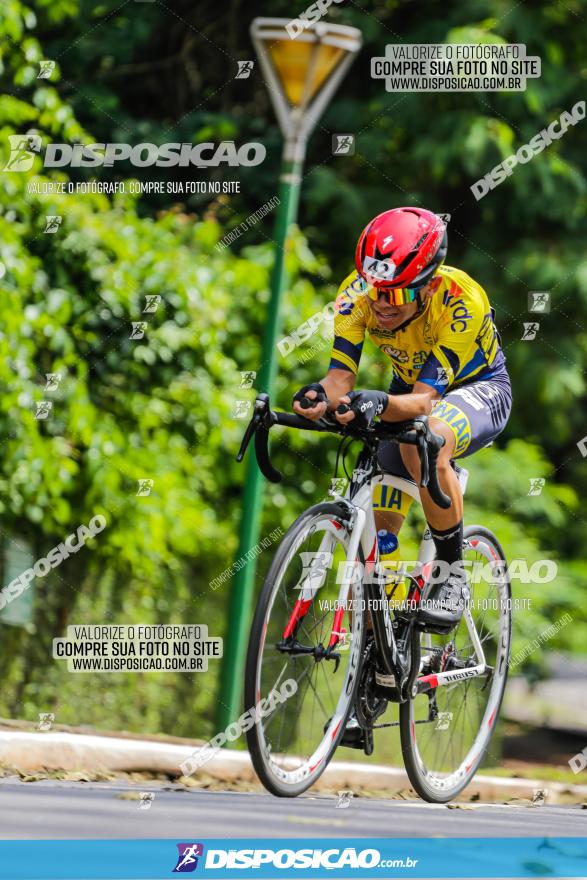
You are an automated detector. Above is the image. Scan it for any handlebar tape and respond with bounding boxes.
[254,428,282,483]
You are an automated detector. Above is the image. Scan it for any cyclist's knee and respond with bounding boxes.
[429,418,457,461]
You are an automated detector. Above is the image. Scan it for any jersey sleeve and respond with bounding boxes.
[328,279,367,374]
[417,291,484,393]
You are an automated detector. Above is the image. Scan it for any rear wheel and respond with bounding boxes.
[245,502,366,797]
[399,525,511,802]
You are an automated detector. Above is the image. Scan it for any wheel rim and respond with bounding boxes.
[408,534,510,794]
[252,515,364,788]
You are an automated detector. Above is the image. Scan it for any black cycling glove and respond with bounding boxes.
[293,382,327,409]
[344,389,389,427]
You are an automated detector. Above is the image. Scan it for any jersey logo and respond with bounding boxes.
[336,275,369,315]
[335,293,355,315]
[413,350,427,369]
[381,345,409,363]
[449,299,473,332]
[382,235,394,249]
[423,320,435,346]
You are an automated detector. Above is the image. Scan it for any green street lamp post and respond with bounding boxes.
[216,18,362,733]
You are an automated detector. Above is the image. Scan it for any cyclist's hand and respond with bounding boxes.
[292,383,328,421]
[335,389,389,427]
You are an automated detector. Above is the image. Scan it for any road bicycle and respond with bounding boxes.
[237,392,511,803]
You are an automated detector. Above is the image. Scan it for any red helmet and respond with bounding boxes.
[355,207,447,291]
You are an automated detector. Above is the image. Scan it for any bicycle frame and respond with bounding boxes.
[283,442,493,702]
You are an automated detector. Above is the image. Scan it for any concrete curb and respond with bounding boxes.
[1,730,586,803]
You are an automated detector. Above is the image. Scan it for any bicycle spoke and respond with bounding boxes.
[404,532,510,799]
[250,512,363,791]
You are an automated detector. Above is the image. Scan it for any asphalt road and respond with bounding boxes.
[0,777,585,838]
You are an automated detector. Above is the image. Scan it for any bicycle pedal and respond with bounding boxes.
[339,721,366,750]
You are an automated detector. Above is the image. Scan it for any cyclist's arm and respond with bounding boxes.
[322,368,356,407]
[381,383,438,421]
[292,368,356,420]
[293,280,366,420]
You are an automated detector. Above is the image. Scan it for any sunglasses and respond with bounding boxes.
[366,286,423,306]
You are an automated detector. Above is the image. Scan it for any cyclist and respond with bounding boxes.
[292,207,512,635]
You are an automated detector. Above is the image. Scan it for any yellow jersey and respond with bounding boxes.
[329,265,505,394]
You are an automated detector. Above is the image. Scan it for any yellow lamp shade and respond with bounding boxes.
[268,41,345,107]
[250,19,362,140]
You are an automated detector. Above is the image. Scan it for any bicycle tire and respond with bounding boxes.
[245,501,367,797]
[399,524,511,803]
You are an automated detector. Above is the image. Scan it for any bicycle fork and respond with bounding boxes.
[277,509,363,669]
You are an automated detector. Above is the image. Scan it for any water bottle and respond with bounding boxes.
[377,529,399,557]
[377,530,408,607]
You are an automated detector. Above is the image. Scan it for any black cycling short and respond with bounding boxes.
[378,369,512,478]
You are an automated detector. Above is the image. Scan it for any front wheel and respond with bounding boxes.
[399,525,511,802]
[244,502,367,797]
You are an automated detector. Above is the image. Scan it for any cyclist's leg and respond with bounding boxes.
[399,423,462,527]
[375,440,415,556]
[400,370,512,523]
[374,380,417,552]
[432,370,513,462]
[400,371,512,629]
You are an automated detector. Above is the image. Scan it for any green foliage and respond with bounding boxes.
[0,0,585,737]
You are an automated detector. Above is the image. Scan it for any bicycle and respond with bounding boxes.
[237,392,511,803]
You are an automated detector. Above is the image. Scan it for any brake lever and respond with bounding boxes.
[236,392,274,463]
[411,417,452,509]
[417,433,430,487]
[236,414,257,462]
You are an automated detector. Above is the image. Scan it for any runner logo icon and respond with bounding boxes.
[173,843,204,872]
